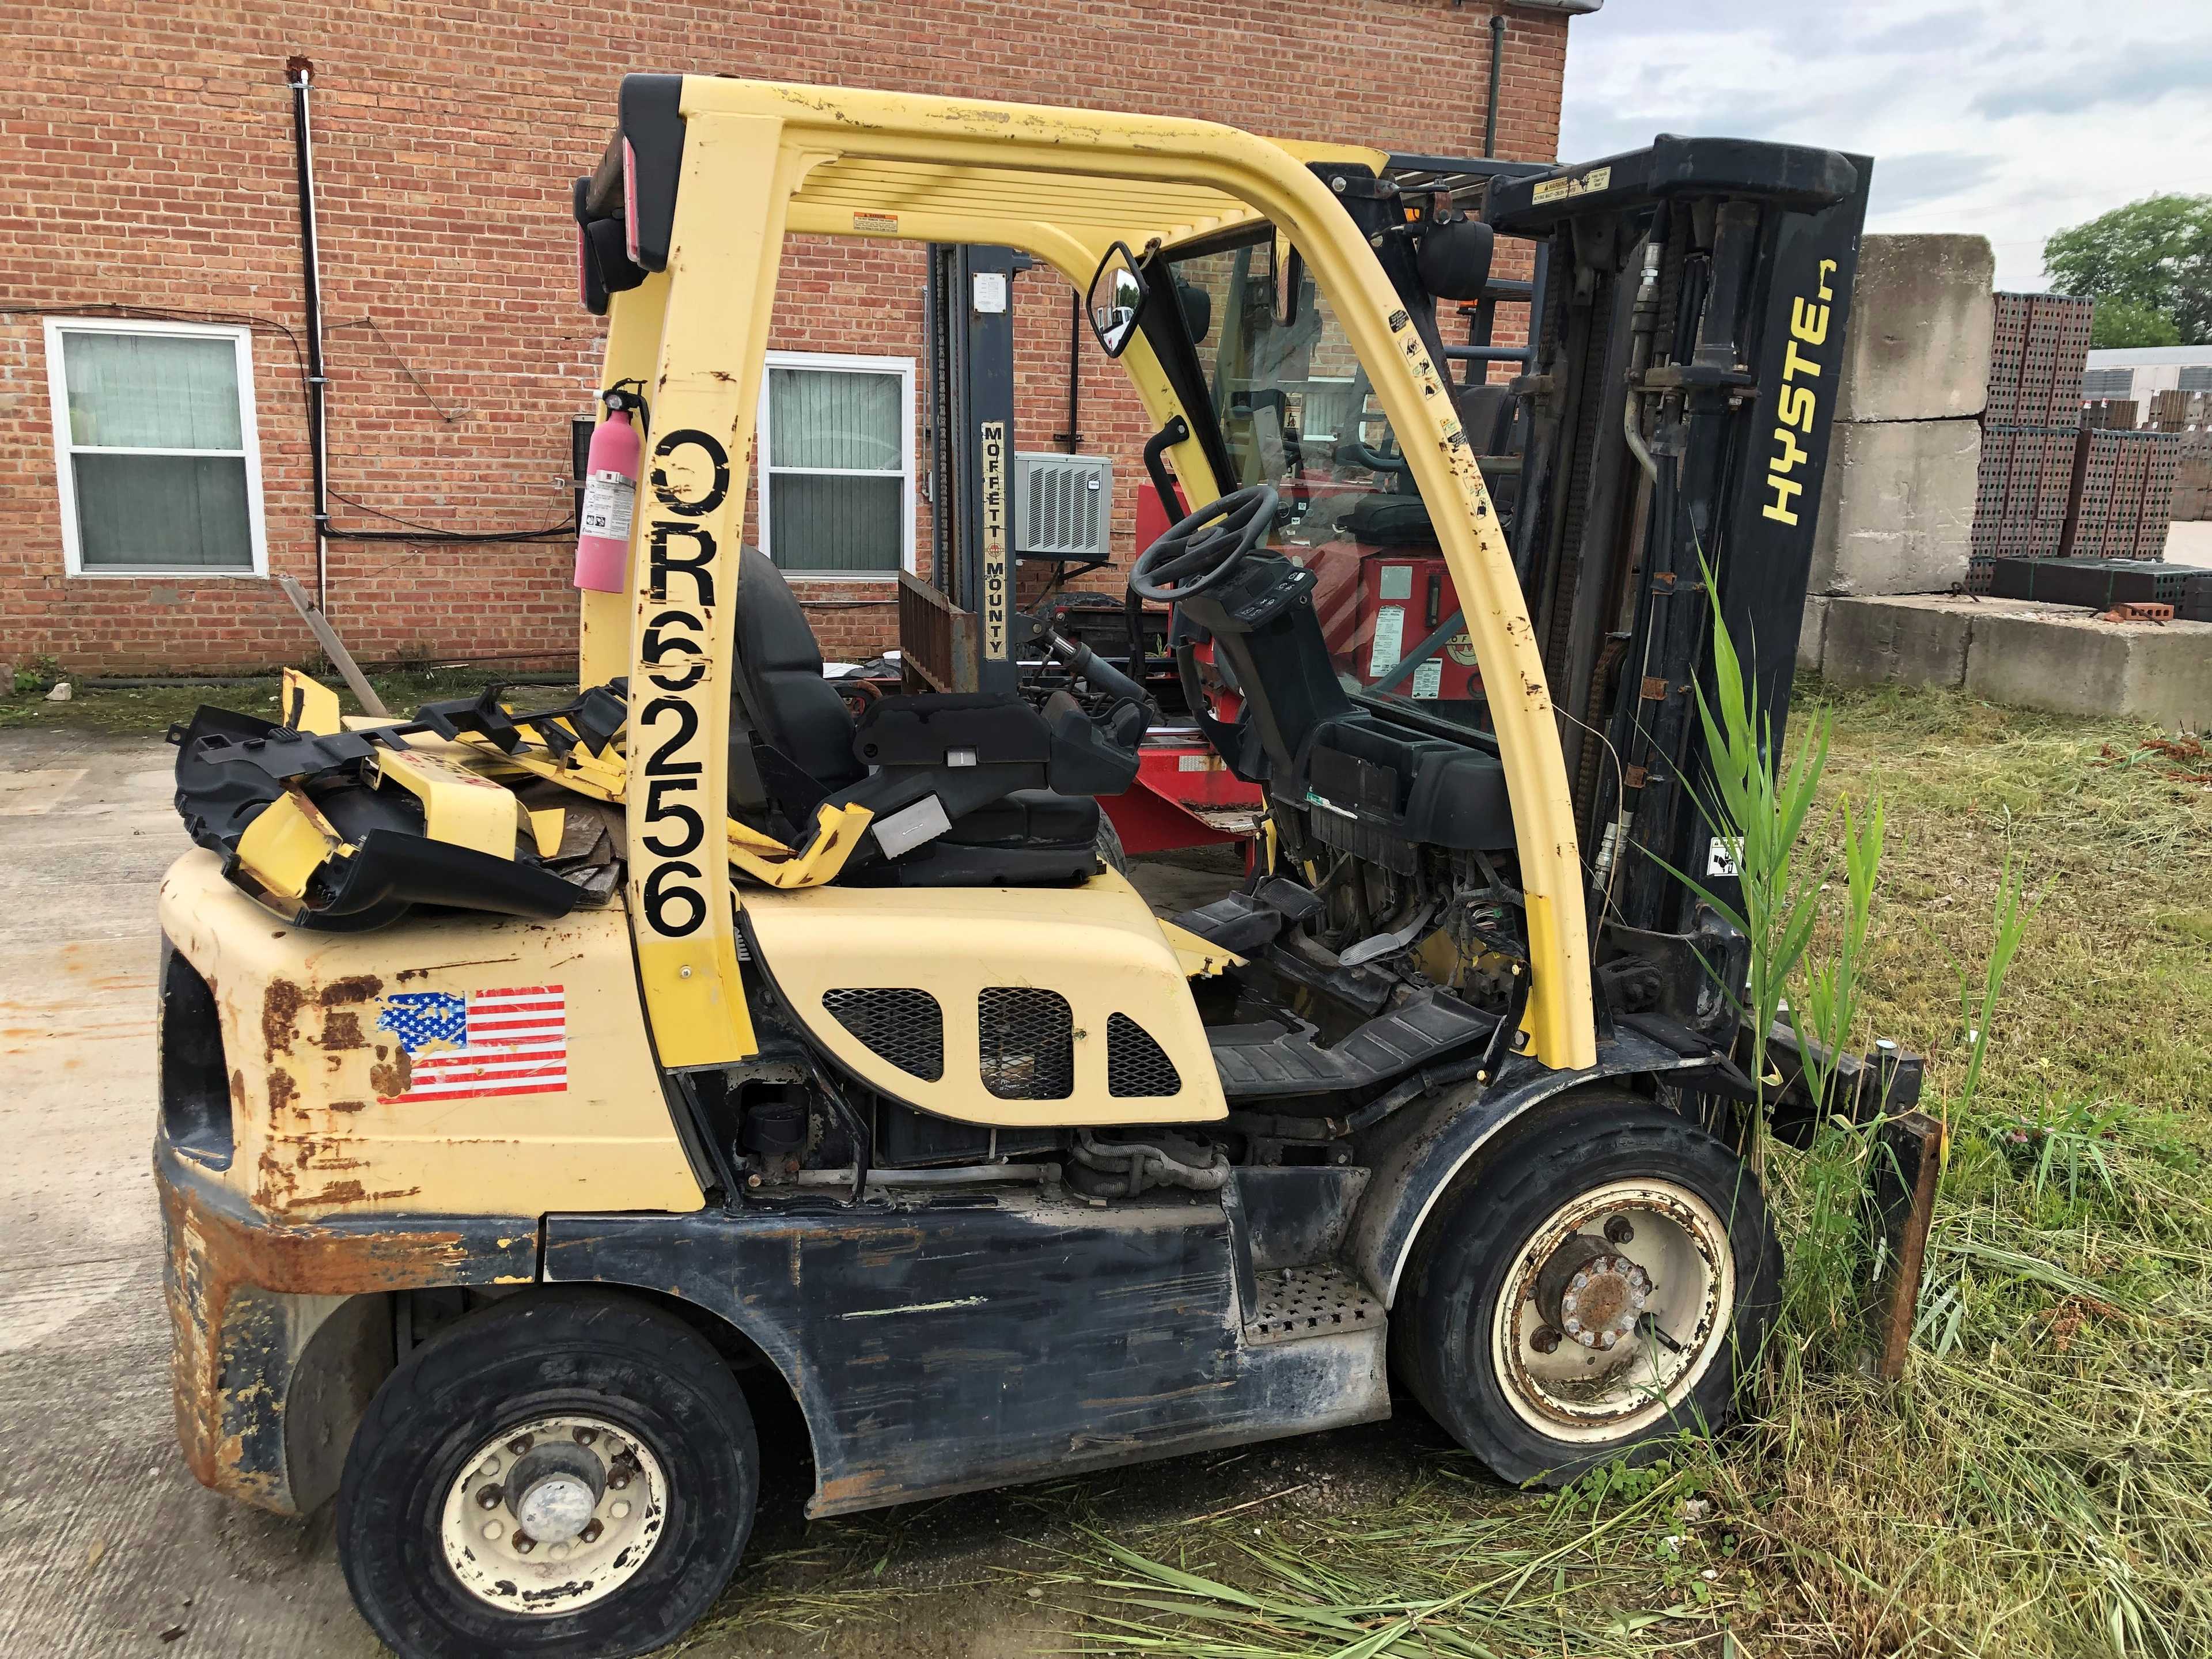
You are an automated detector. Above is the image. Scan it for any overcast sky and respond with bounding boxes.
[1556,0,2212,290]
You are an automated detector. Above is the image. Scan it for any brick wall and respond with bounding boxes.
[1,2,1570,676]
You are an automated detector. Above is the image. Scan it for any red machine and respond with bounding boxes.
[1307,542,1484,703]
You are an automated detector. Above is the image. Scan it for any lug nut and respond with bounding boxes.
[573,1427,597,1446]
[476,1486,504,1510]
[579,1520,604,1544]
[507,1435,533,1456]
[1529,1326,1563,1355]
[608,1471,629,1491]
[1605,1215,1635,1245]
[513,1533,536,1555]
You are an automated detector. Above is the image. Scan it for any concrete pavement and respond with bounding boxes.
[0,725,380,1657]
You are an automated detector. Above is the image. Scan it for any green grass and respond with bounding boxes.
[1054,683,2212,1658]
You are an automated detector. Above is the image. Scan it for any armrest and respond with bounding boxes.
[851,693,1051,770]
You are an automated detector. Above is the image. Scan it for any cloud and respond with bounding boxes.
[1867,151,2003,215]
[1555,0,2212,287]
[1971,46,2212,118]
[1853,9,2005,56]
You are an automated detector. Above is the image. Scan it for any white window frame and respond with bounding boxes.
[44,316,270,579]
[755,349,916,579]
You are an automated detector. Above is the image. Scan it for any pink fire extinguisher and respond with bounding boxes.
[574,384,645,593]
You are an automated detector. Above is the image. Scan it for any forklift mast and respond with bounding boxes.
[922,243,1022,695]
[1488,140,1872,934]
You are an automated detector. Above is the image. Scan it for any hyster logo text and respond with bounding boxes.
[1762,258,1839,528]
[980,419,1009,660]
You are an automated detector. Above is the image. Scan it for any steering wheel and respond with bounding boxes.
[1127,484,1280,604]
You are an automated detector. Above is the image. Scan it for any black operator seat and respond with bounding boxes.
[724,547,1104,887]
[1340,383,1524,547]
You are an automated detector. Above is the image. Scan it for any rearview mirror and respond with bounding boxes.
[1087,242,1146,358]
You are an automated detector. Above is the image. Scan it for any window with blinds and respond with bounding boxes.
[44,320,267,575]
[2179,366,2212,393]
[756,353,915,574]
[2081,367,2134,399]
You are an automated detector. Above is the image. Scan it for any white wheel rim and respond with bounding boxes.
[1491,1178,1737,1444]
[438,1413,668,1616]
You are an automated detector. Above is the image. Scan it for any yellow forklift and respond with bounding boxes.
[155,76,1877,1658]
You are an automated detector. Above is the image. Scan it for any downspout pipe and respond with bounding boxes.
[1484,13,1506,158]
[287,56,331,609]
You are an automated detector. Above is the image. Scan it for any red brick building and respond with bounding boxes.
[2,2,1585,677]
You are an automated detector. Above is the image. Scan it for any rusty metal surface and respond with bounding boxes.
[543,1188,1388,1518]
[1872,1109,1946,1382]
[158,848,701,1223]
[158,1138,536,1513]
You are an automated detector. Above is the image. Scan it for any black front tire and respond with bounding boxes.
[1094,813,1130,874]
[337,1289,757,1659]
[1393,1092,1782,1487]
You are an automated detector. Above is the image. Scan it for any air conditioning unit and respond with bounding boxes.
[1014,452,1112,563]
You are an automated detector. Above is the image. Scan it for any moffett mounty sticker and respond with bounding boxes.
[980,419,1010,660]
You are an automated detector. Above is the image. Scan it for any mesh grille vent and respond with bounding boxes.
[1106,1013,1180,1098]
[978,987,1074,1099]
[821,988,944,1081]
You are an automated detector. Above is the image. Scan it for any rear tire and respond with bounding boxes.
[337,1289,757,1659]
[1393,1092,1781,1487]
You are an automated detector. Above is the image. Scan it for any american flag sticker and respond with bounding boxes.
[374,985,568,1103]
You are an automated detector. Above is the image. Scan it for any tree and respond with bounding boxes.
[2044,194,2212,345]
[2090,297,2182,349]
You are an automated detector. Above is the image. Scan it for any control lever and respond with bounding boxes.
[1044,627,1149,710]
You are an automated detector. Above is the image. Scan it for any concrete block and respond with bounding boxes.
[1810,418,1980,597]
[1820,594,1971,690]
[1818,594,2212,728]
[1797,595,1830,674]
[1836,234,1996,423]
[1964,605,2212,729]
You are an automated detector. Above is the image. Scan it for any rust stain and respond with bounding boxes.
[396,955,521,983]
[160,1169,476,1512]
[267,1069,298,1112]
[815,1467,900,1507]
[262,980,305,1062]
[328,1099,368,1115]
[320,1011,365,1051]
[369,1048,413,1100]
[319,974,382,1007]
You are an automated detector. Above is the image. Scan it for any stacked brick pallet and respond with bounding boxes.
[2061,429,2181,556]
[2173,435,2212,521]
[1970,293,2090,582]
[1968,293,2180,586]
[2145,392,2212,520]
